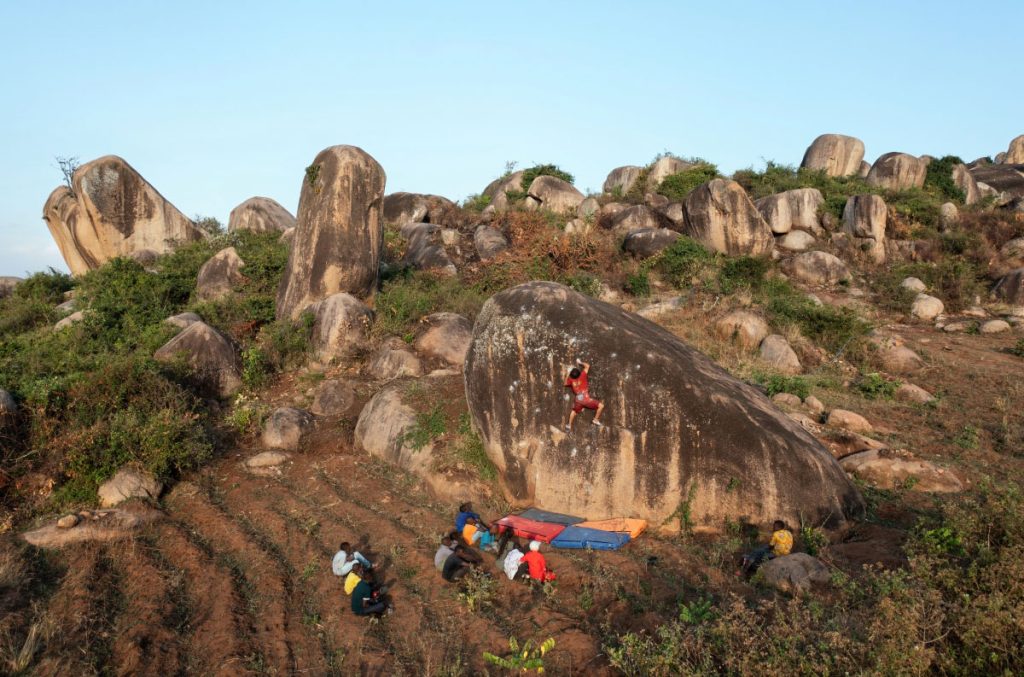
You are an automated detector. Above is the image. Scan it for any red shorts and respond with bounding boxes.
[572,394,601,413]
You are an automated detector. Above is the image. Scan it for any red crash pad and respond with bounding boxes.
[495,515,567,543]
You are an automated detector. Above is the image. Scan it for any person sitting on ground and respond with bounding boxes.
[502,542,529,581]
[350,567,391,617]
[565,359,605,431]
[520,540,556,582]
[434,535,473,582]
[449,529,484,565]
[455,502,488,533]
[332,541,373,578]
[462,516,497,552]
[739,520,794,575]
[344,561,366,595]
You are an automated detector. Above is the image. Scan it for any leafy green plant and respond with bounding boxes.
[679,597,715,625]
[857,372,900,400]
[520,164,574,190]
[755,373,811,400]
[923,155,967,203]
[458,569,496,613]
[403,405,447,450]
[304,163,321,188]
[953,424,980,450]
[624,270,650,296]
[651,237,715,288]
[718,256,769,293]
[562,272,601,297]
[462,193,491,212]
[800,526,828,557]
[483,637,554,673]
[452,412,497,480]
[656,162,720,201]
[1011,339,1024,359]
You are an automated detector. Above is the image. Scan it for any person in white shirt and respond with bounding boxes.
[503,543,527,581]
[332,541,373,577]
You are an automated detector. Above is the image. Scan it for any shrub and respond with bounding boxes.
[462,193,491,212]
[754,373,810,399]
[484,637,554,673]
[651,237,715,288]
[923,155,967,203]
[562,272,601,297]
[1011,339,1024,359]
[0,270,75,337]
[624,270,651,297]
[520,163,574,191]
[857,372,900,400]
[718,256,769,293]
[760,280,871,355]
[452,413,497,481]
[373,271,488,339]
[656,162,720,201]
[402,405,447,451]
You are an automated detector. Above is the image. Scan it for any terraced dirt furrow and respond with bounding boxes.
[146,521,257,676]
[167,481,298,673]
[33,545,122,677]
[106,538,185,676]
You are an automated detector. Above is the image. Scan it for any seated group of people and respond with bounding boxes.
[434,502,556,584]
[332,541,391,617]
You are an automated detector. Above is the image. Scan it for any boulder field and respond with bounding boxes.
[464,282,864,532]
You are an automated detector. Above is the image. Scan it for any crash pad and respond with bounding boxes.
[576,518,648,539]
[550,525,631,551]
[517,508,585,526]
[495,515,567,543]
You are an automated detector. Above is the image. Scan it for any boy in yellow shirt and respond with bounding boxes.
[739,520,793,575]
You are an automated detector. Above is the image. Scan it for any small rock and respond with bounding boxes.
[771,392,802,408]
[911,294,944,321]
[804,395,825,415]
[759,335,803,374]
[840,449,963,493]
[262,407,313,450]
[900,277,926,293]
[759,553,831,595]
[310,379,357,416]
[245,451,291,468]
[942,321,972,333]
[57,514,80,529]
[164,312,203,330]
[979,319,1010,334]
[414,313,473,367]
[98,469,162,508]
[827,409,873,434]
[714,310,769,350]
[895,383,935,405]
[877,344,924,374]
[54,310,84,330]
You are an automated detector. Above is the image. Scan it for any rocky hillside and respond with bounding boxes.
[1,133,1023,674]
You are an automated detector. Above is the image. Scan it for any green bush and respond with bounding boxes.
[923,155,967,203]
[758,279,871,355]
[625,270,651,297]
[402,405,447,451]
[651,237,715,288]
[462,193,491,212]
[656,162,720,201]
[857,372,900,400]
[754,373,810,399]
[0,269,75,337]
[562,272,601,297]
[718,256,769,293]
[373,271,488,340]
[520,163,574,190]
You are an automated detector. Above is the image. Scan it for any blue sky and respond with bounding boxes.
[2,1,1021,276]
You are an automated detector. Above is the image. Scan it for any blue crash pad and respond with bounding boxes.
[550,525,631,550]
[517,508,585,526]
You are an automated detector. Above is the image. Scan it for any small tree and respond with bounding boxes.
[55,156,80,192]
[484,637,555,673]
[192,215,224,236]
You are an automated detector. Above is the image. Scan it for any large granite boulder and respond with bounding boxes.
[0,277,22,298]
[800,134,865,177]
[195,246,245,301]
[604,205,662,235]
[276,145,385,320]
[366,342,423,380]
[840,450,963,493]
[228,197,296,233]
[603,166,643,195]
[782,251,851,286]
[474,225,508,260]
[681,179,774,256]
[645,156,692,190]
[525,176,584,214]
[754,188,824,235]
[463,282,863,531]
[842,194,887,264]
[714,310,770,350]
[759,553,830,594]
[866,152,928,191]
[42,155,202,275]
[968,163,1024,201]
[1003,134,1024,164]
[310,379,357,416]
[993,268,1024,304]
[382,192,455,226]
[622,228,681,259]
[308,292,373,362]
[951,164,981,205]
[153,321,242,397]
[401,223,456,275]
[482,171,525,211]
[414,312,473,367]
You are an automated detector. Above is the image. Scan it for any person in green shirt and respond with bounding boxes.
[350,567,391,617]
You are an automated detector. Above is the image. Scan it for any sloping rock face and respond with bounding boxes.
[951,164,980,205]
[228,197,296,233]
[605,205,662,235]
[276,145,385,320]
[1003,134,1024,164]
[603,166,643,195]
[682,179,774,256]
[153,321,242,397]
[969,163,1024,200]
[622,228,681,258]
[196,246,245,301]
[800,134,865,177]
[382,192,455,226]
[42,156,202,275]
[843,194,888,263]
[525,176,584,214]
[464,282,863,531]
[866,152,928,191]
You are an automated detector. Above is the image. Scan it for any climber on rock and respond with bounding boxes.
[564,358,605,431]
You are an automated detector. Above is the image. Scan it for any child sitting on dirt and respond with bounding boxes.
[455,502,489,532]
[520,540,556,582]
[461,517,498,552]
[564,359,605,432]
[332,541,374,577]
[739,520,794,575]
[350,566,392,618]
[501,542,529,581]
[434,535,473,582]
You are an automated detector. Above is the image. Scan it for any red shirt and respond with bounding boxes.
[521,550,547,580]
[565,371,589,396]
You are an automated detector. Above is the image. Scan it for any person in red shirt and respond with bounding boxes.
[520,540,556,582]
[564,358,605,431]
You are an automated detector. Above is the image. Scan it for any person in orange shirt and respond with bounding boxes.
[520,540,556,582]
[738,520,794,575]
